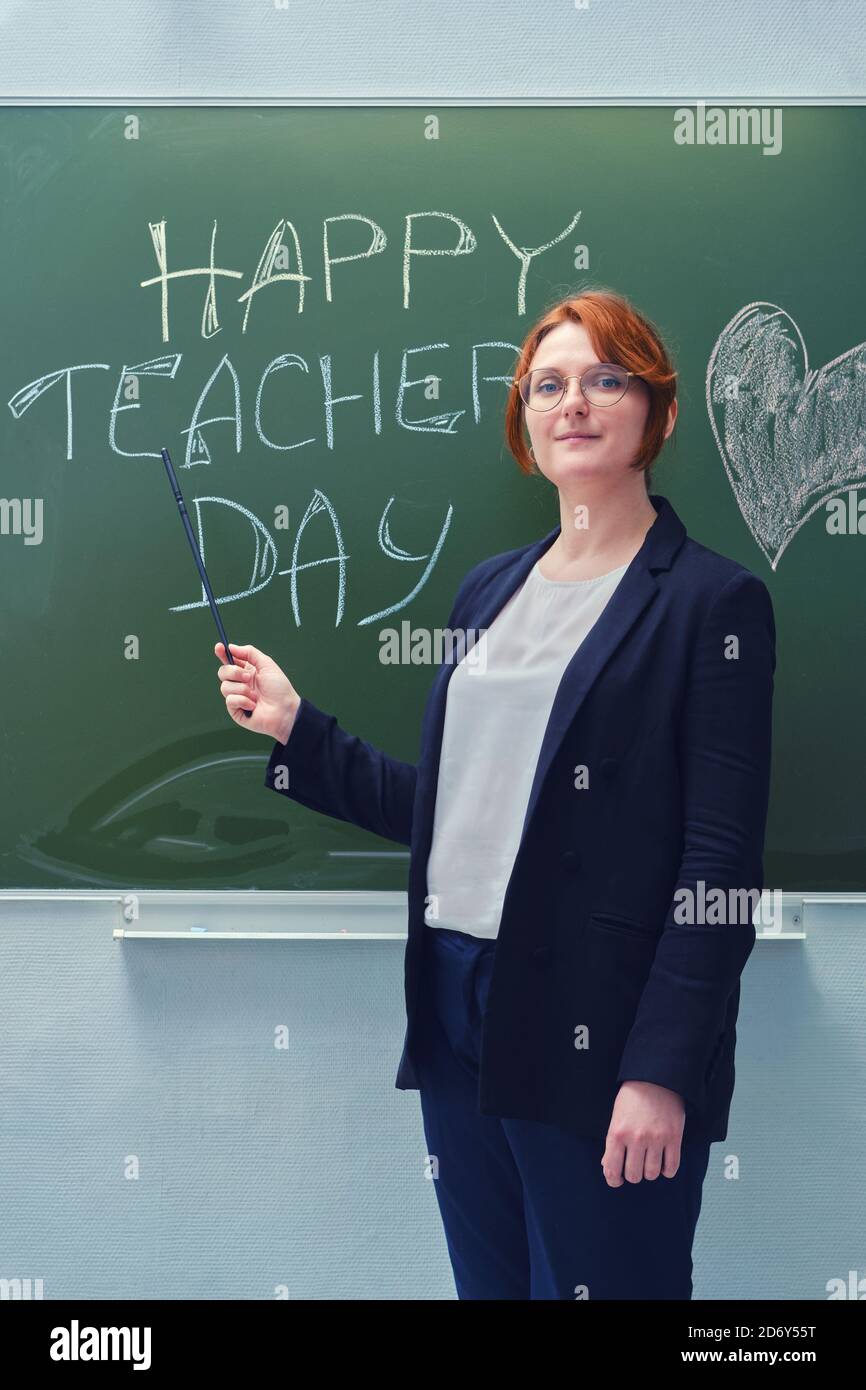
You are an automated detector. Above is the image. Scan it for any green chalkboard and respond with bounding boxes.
[1,105,864,890]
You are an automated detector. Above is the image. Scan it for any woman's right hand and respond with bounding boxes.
[214,642,301,744]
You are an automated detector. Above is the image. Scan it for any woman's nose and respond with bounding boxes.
[561,379,588,411]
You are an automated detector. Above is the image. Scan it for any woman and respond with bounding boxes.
[216,289,776,1301]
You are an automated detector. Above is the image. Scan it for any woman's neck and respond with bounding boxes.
[540,495,658,582]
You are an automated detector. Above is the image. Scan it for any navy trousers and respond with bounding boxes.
[413,924,712,1301]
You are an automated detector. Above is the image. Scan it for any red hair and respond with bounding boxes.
[505,288,678,487]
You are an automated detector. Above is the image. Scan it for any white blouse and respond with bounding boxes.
[424,556,630,940]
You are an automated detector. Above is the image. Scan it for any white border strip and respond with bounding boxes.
[0,889,839,939]
[0,888,410,939]
[0,97,863,107]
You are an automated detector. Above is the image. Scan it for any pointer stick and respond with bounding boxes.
[160,446,252,718]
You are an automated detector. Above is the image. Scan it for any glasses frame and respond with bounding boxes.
[513,364,639,410]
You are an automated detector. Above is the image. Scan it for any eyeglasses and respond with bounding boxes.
[514,364,638,410]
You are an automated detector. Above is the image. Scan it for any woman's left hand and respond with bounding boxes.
[601,1081,686,1187]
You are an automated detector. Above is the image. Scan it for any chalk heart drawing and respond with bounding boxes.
[706,302,866,570]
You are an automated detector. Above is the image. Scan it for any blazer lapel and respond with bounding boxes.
[413,494,687,883]
[516,549,658,853]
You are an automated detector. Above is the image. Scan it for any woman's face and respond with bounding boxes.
[521,320,659,488]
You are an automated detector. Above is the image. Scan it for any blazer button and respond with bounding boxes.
[531,944,552,966]
[562,849,581,872]
[600,757,619,778]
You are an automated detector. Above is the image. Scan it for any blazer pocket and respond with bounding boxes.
[588,911,656,943]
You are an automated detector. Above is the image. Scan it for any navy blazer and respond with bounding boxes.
[264,493,776,1143]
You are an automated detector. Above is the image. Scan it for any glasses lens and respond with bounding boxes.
[583,365,629,405]
[520,369,564,410]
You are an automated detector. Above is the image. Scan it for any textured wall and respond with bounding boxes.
[0,898,862,1299]
[0,0,863,102]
